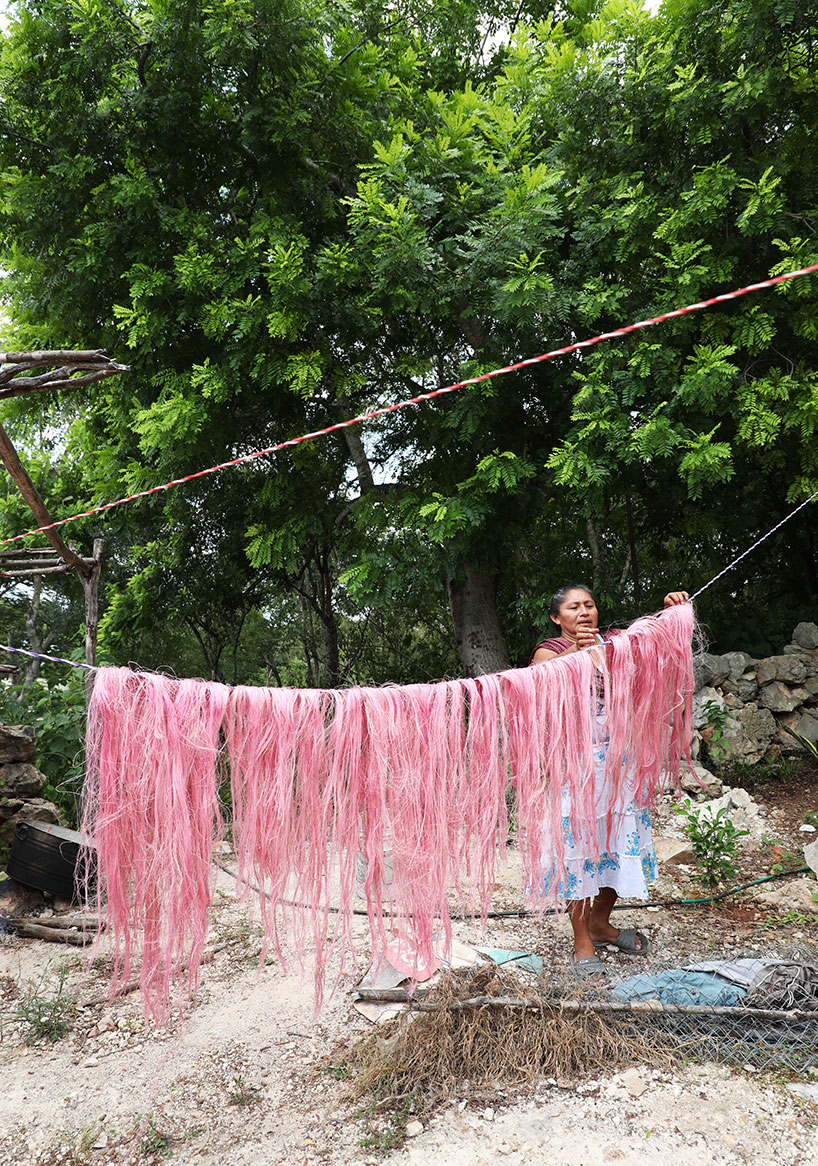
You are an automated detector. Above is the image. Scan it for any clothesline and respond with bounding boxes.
[1,261,816,551]
[2,479,817,678]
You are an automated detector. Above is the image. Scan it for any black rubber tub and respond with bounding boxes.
[6,821,95,900]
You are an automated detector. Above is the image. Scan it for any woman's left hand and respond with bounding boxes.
[663,591,689,607]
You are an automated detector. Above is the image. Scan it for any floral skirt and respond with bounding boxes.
[541,715,657,902]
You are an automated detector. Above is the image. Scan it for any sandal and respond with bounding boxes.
[570,953,607,982]
[593,928,649,955]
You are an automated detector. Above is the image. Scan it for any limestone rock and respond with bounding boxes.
[721,705,776,764]
[722,651,752,680]
[680,764,722,796]
[721,675,759,702]
[758,680,803,713]
[805,839,818,877]
[0,724,35,763]
[793,622,818,650]
[755,877,818,913]
[620,1069,649,1098]
[776,713,805,752]
[756,655,808,686]
[686,786,763,838]
[692,686,726,729]
[695,654,729,688]
[690,730,701,760]
[0,761,46,797]
[791,709,818,744]
[654,836,695,865]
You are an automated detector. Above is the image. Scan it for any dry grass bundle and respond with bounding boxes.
[347,966,672,1114]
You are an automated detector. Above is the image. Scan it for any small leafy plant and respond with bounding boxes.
[139,1115,175,1158]
[761,836,801,875]
[15,963,77,1044]
[676,801,748,889]
[354,1093,415,1154]
[227,1074,262,1106]
[700,698,732,764]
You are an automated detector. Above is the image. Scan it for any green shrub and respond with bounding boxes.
[676,800,748,889]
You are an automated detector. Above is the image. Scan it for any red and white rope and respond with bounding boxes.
[1,261,816,550]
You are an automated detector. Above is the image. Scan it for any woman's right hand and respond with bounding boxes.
[574,625,600,651]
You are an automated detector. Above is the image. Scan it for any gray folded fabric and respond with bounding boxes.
[744,961,818,1011]
[685,958,775,988]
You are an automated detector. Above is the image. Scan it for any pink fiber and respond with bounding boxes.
[82,668,229,1020]
[83,602,695,1018]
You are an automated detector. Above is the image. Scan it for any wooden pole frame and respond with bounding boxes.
[0,348,127,689]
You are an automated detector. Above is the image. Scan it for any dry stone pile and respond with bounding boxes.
[0,723,60,859]
[693,620,818,765]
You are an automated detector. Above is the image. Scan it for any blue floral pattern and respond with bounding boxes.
[541,712,657,902]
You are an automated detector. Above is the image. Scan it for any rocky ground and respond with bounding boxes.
[1,764,817,1166]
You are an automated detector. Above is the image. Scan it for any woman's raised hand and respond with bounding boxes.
[663,591,689,607]
[574,624,600,650]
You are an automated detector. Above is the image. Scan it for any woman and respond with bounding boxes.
[531,584,689,980]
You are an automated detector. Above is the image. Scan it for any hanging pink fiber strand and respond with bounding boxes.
[82,602,695,1020]
[83,668,230,1016]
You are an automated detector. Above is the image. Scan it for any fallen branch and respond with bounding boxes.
[35,913,101,931]
[356,987,818,1023]
[5,919,89,946]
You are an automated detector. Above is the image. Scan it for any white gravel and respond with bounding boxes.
[1,840,817,1165]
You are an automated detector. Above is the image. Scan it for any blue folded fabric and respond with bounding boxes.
[611,969,748,1007]
[477,947,544,974]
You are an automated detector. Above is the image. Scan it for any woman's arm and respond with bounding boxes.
[531,646,561,663]
[532,625,600,664]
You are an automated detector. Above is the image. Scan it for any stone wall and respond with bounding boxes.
[0,724,60,859]
[693,620,818,765]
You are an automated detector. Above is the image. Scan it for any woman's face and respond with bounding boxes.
[552,589,598,641]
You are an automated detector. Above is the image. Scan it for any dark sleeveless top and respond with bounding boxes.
[529,629,620,666]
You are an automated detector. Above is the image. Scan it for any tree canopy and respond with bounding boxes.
[0,0,815,703]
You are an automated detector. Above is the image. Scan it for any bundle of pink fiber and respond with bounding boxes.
[83,668,230,1013]
[81,601,695,1021]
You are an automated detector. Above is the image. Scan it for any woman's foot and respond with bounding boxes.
[591,926,649,954]
[570,953,607,982]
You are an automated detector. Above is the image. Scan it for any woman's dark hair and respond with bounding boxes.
[549,583,595,621]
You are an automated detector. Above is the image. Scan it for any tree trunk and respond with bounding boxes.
[448,563,510,676]
[22,575,54,686]
[317,546,340,687]
[586,514,613,593]
[625,495,640,606]
[77,538,103,704]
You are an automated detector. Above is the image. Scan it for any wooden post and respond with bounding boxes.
[79,538,103,702]
[0,422,101,701]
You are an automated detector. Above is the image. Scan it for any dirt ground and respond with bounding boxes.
[1,769,817,1166]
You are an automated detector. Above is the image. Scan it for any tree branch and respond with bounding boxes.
[334,481,400,527]
[0,367,129,399]
[336,396,375,492]
[334,15,405,69]
[300,156,356,199]
[0,422,92,572]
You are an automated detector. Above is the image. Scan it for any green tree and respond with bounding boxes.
[330,0,818,661]
[0,0,816,688]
